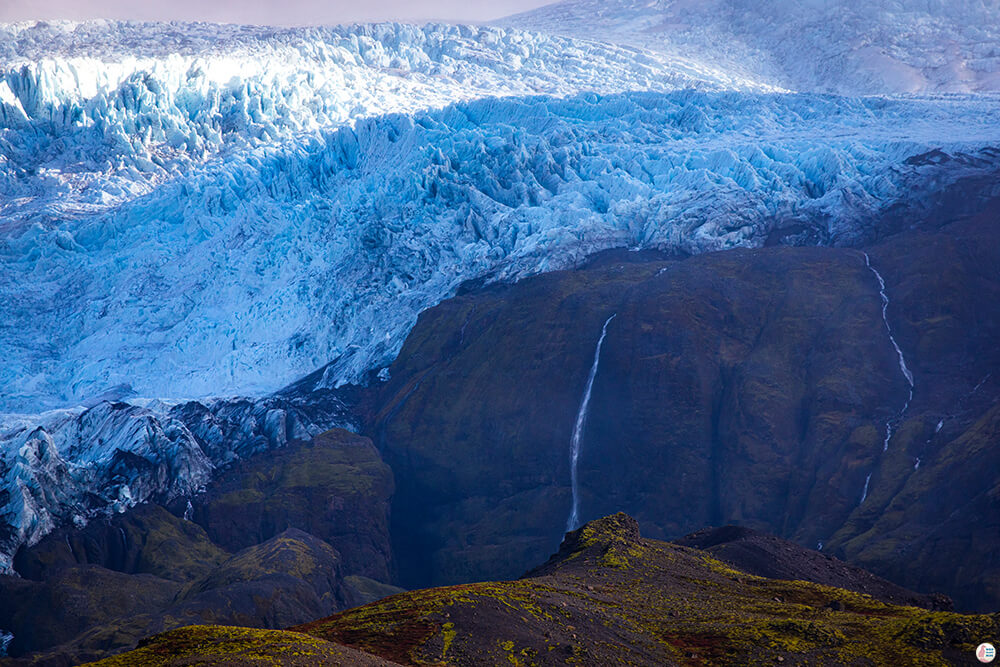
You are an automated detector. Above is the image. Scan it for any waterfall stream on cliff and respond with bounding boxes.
[566,314,616,533]
[863,251,915,452]
[858,252,916,506]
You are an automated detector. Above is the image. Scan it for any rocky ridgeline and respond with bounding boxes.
[0,389,354,576]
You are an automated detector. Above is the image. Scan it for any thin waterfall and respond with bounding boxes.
[863,252,914,451]
[859,472,872,504]
[566,313,616,533]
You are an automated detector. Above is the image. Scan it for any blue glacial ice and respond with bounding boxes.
[4,88,1000,411]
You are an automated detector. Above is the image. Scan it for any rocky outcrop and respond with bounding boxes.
[1,530,354,665]
[13,504,227,583]
[0,566,180,659]
[371,208,1000,611]
[0,391,354,575]
[175,529,350,626]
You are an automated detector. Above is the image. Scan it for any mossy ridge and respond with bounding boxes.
[644,568,997,665]
[345,574,408,606]
[84,515,1000,666]
[306,515,999,666]
[83,625,392,666]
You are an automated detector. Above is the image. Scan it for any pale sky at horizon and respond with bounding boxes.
[0,0,553,26]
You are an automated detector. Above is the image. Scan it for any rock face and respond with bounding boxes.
[0,565,181,659]
[818,205,1000,612]
[13,504,228,584]
[0,391,354,576]
[189,428,394,582]
[0,429,396,664]
[169,528,351,630]
[372,205,1000,611]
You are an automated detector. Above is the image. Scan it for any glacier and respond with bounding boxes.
[0,20,782,414]
[3,88,1000,411]
[3,12,1000,573]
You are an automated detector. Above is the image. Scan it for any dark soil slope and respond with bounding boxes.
[302,514,999,665]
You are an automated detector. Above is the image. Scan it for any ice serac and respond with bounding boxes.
[3,79,1000,413]
[566,313,615,533]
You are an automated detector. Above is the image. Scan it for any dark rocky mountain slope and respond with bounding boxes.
[673,525,952,611]
[371,207,1000,611]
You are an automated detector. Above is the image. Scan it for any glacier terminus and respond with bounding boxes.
[3,2,1000,575]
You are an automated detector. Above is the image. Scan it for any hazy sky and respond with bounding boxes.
[0,0,552,25]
